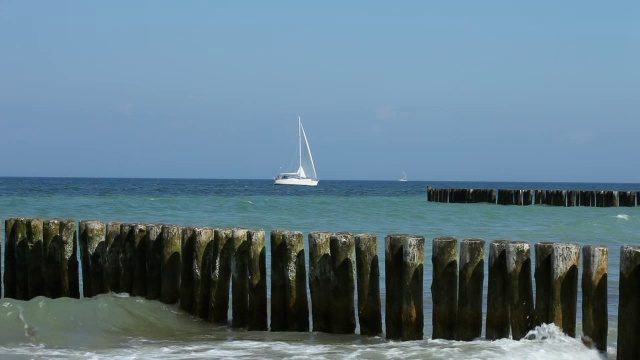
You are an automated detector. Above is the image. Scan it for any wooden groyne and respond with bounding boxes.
[427,187,637,207]
[2,216,636,354]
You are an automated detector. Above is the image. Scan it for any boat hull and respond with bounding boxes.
[274,178,319,186]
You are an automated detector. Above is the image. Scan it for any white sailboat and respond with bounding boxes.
[274,116,319,186]
[399,171,408,182]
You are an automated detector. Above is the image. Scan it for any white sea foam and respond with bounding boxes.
[616,214,629,220]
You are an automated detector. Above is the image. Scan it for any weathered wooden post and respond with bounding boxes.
[26,218,44,300]
[270,230,309,332]
[618,245,640,358]
[535,242,580,335]
[145,223,163,300]
[506,241,534,340]
[160,224,181,304]
[59,219,79,298]
[79,220,106,297]
[209,228,233,324]
[486,240,510,340]
[247,229,267,331]
[119,223,134,294]
[582,245,607,352]
[619,191,635,207]
[308,231,332,333]
[534,242,554,326]
[549,243,580,337]
[42,219,59,298]
[4,218,17,299]
[330,232,356,334]
[180,226,195,312]
[431,236,458,340]
[14,218,29,300]
[355,233,382,336]
[386,234,425,341]
[231,228,249,328]
[567,191,577,207]
[193,227,214,319]
[456,238,485,341]
[131,223,148,297]
[105,222,123,293]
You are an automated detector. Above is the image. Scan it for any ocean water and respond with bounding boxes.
[0,177,638,359]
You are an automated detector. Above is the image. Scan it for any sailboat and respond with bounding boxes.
[274,116,319,186]
[399,171,408,182]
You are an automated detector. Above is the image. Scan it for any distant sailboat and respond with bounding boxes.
[399,171,408,182]
[274,116,319,186]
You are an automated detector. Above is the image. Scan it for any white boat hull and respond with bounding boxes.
[274,178,319,186]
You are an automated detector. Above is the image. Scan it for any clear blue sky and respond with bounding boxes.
[1,1,638,181]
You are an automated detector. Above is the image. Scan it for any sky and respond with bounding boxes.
[1,1,638,182]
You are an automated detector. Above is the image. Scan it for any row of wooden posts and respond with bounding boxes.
[3,217,640,357]
[427,187,636,207]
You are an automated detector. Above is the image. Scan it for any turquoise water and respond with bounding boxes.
[0,177,637,359]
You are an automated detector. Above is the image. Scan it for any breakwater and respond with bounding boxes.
[3,217,639,356]
[427,187,638,207]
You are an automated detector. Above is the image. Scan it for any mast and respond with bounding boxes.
[298,115,302,174]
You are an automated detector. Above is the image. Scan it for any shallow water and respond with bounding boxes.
[0,177,636,358]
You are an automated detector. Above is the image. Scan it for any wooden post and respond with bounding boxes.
[4,218,17,299]
[160,224,182,304]
[456,238,485,341]
[25,218,44,300]
[330,232,356,334]
[59,219,79,298]
[180,226,195,312]
[145,223,163,300]
[617,245,640,358]
[42,219,60,298]
[308,231,332,333]
[131,223,148,297]
[506,241,534,340]
[14,218,29,300]
[270,230,309,332]
[79,220,106,297]
[193,227,214,319]
[354,233,382,336]
[209,228,233,324]
[231,228,249,328]
[431,236,458,340]
[486,240,510,340]
[105,222,123,293]
[582,245,607,352]
[247,229,267,331]
[549,243,580,337]
[386,234,425,341]
[534,242,554,326]
[119,223,134,294]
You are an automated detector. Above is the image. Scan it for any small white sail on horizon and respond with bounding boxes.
[399,171,408,182]
[274,116,319,186]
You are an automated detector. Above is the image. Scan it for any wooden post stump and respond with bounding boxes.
[456,238,485,341]
[582,245,607,352]
[247,229,267,331]
[79,220,106,297]
[308,231,332,333]
[506,241,534,340]
[431,236,458,340]
[355,233,382,336]
[486,240,510,340]
[160,224,182,304]
[387,234,425,341]
[618,245,640,359]
[270,230,309,332]
[330,232,356,334]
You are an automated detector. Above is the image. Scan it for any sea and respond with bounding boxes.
[0,177,637,359]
